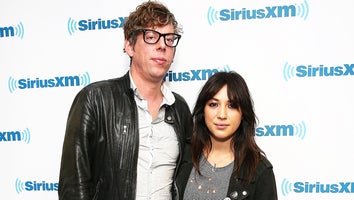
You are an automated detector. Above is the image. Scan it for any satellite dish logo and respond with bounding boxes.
[281,178,293,196]
[14,22,25,39]
[8,72,90,93]
[22,128,31,144]
[218,64,231,72]
[0,21,24,39]
[67,17,78,36]
[207,7,219,25]
[8,76,18,93]
[0,128,31,144]
[296,0,309,20]
[283,62,295,81]
[15,178,25,194]
[80,71,91,86]
[294,121,306,140]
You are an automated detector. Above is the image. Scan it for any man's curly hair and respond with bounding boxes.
[123,1,182,47]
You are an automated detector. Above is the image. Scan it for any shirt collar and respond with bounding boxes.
[129,71,175,106]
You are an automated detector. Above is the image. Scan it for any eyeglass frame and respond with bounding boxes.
[135,29,181,47]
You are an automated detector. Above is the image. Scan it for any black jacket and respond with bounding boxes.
[175,155,278,200]
[59,72,192,200]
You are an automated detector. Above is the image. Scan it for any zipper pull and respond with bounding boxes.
[123,125,127,135]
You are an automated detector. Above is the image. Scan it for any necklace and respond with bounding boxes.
[212,163,217,172]
[206,151,234,173]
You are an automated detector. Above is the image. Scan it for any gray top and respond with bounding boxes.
[183,155,234,200]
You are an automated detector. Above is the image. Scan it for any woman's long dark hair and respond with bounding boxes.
[191,71,264,184]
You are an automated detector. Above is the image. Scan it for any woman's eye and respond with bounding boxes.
[209,102,218,107]
[228,103,239,109]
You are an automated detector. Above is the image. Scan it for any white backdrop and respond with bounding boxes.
[1,0,354,199]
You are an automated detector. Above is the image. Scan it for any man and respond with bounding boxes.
[58,1,192,199]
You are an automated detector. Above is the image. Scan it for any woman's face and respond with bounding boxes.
[204,84,242,143]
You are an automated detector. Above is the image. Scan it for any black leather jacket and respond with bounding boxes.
[59,72,192,200]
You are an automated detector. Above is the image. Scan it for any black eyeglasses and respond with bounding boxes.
[136,29,181,47]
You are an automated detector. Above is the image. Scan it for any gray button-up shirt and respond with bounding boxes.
[130,73,179,200]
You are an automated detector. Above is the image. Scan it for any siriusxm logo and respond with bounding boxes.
[8,72,90,93]
[256,121,306,140]
[68,17,126,35]
[163,65,230,82]
[283,62,354,81]
[0,128,30,144]
[207,0,309,25]
[0,22,24,39]
[15,178,58,194]
[282,178,354,196]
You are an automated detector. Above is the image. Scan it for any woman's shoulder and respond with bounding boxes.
[252,154,275,181]
[259,154,273,169]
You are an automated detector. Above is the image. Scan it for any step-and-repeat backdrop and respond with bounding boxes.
[1,0,353,199]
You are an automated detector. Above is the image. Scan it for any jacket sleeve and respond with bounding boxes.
[58,88,96,200]
[172,93,193,200]
[254,164,278,200]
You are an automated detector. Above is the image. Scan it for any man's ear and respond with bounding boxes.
[124,39,134,57]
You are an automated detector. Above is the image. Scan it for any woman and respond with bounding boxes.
[175,71,277,200]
